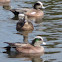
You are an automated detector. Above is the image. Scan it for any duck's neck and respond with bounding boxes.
[33,4,40,10]
[33,6,38,10]
[33,4,37,10]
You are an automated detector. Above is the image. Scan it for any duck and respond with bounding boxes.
[16,15,34,31]
[3,36,46,53]
[10,1,45,17]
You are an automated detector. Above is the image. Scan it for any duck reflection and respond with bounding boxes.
[28,16,43,24]
[16,30,33,43]
[11,15,19,20]
[19,14,43,24]
[3,50,44,62]
[11,14,43,23]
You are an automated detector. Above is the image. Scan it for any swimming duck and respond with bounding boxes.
[10,1,45,17]
[16,15,34,31]
[4,36,46,53]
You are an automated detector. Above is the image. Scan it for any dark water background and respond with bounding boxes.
[0,0,62,62]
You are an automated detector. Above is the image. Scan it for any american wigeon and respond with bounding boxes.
[10,1,45,17]
[16,31,33,43]
[16,15,34,31]
[4,36,46,53]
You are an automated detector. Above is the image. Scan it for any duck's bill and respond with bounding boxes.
[43,42,46,45]
[42,6,45,9]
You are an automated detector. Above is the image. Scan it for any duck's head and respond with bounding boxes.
[33,1,45,10]
[32,36,46,47]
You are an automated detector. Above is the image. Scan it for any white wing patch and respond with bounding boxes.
[31,12,36,14]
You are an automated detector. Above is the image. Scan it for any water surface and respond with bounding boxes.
[0,0,62,62]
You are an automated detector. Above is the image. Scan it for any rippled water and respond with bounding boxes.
[0,0,62,62]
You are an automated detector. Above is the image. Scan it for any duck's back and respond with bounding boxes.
[25,9,44,17]
[16,45,44,53]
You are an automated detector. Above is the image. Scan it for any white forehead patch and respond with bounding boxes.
[31,12,36,14]
[37,1,45,9]
[37,1,43,5]
[34,36,43,41]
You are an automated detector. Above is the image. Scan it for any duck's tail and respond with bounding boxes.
[4,42,15,46]
[10,9,19,16]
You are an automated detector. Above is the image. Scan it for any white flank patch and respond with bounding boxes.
[31,12,36,14]
[18,14,25,19]
[18,13,25,17]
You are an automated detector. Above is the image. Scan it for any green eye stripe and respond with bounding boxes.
[35,38,40,42]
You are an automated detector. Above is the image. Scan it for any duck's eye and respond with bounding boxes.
[39,38,41,40]
[35,38,42,42]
